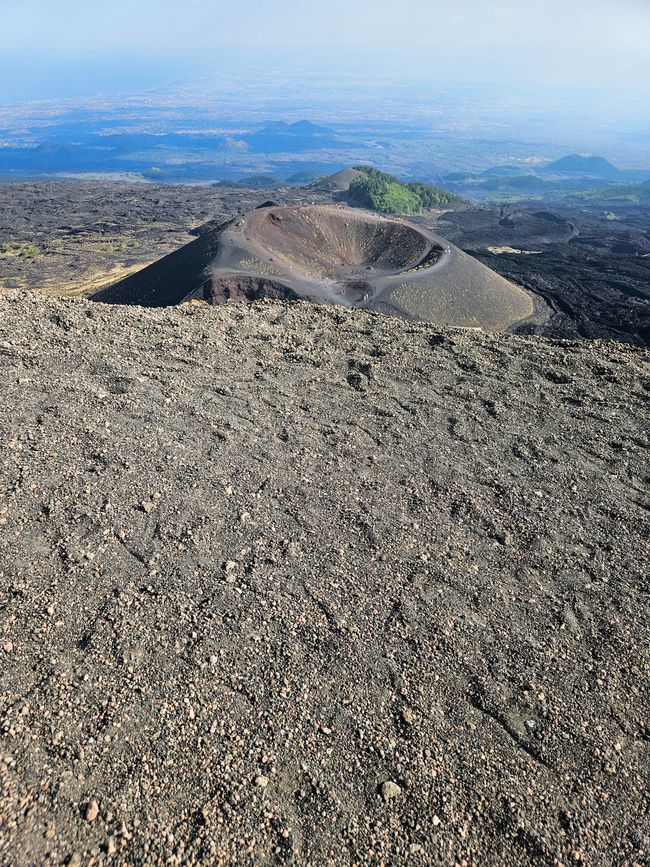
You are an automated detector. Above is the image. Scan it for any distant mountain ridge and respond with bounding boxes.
[438,154,650,204]
[256,120,334,137]
[481,165,530,178]
[544,155,621,178]
[241,120,347,156]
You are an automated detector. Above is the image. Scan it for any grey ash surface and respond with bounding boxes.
[0,292,648,865]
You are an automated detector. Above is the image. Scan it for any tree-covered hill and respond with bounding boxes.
[347,166,463,214]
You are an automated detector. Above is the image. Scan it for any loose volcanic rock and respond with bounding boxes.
[0,290,648,866]
[84,801,99,823]
[380,781,403,802]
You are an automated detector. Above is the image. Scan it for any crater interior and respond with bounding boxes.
[252,205,432,279]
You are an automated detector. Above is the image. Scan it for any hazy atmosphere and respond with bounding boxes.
[2,0,650,96]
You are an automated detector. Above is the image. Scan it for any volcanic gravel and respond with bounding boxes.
[0,291,648,866]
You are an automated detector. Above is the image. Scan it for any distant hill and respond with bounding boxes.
[347,166,463,214]
[443,172,475,182]
[257,120,334,137]
[310,168,366,192]
[213,175,282,190]
[481,175,549,192]
[481,165,530,178]
[575,182,650,203]
[242,120,346,155]
[544,155,620,179]
[285,170,323,184]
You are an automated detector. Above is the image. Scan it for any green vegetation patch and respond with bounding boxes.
[347,167,463,215]
[575,183,650,204]
[0,242,40,257]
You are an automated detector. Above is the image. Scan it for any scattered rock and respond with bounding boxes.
[85,800,99,822]
[118,820,132,840]
[380,781,402,802]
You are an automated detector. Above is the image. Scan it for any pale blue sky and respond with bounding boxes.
[1,0,648,87]
[1,0,649,114]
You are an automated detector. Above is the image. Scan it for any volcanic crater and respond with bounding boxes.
[94,204,541,331]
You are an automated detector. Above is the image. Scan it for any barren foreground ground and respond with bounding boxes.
[0,292,648,866]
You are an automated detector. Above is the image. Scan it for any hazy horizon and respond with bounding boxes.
[2,0,649,99]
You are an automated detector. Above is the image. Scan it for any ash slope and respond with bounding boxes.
[0,293,649,866]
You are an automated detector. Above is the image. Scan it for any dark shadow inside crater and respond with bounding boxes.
[201,274,300,305]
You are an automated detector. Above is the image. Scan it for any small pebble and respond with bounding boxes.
[118,820,132,839]
[380,781,402,801]
[85,800,99,822]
